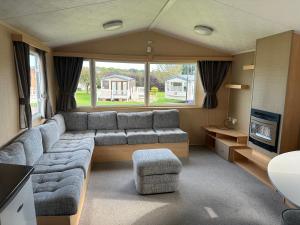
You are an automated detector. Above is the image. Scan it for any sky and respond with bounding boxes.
[83,60,196,72]
[96,61,145,70]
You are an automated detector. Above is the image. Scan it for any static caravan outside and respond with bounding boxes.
[165,75,195,103]
[97,74,139,101]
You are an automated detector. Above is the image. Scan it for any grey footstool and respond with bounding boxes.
[132,148,182,194]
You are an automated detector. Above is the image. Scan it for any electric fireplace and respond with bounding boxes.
[249,109,281,153]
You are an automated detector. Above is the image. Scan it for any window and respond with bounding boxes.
[149,63,196,106]
[75,60,91,107]
[95,61,145,106]
[29,51,44,117]
[74,60,198,107]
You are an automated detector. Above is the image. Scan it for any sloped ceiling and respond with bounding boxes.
[0,0,298,54]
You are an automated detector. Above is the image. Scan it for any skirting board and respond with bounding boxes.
[36,164,91,225]
[93,142,189,162]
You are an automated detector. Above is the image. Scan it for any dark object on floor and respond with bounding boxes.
[282,209,300,225]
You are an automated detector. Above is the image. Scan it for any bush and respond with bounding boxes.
[150,86,159,95]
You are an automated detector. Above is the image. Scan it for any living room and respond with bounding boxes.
[0,1,299,225]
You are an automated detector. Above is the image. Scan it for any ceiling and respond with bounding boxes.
[0,0,298,54]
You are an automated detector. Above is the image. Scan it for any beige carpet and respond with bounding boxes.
[79,147,286,225]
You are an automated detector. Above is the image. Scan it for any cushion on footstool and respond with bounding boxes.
[133,149,182,176]
[132,149,182,194]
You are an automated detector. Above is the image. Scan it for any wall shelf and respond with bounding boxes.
[225,84,249,89]
[243,64,255,70]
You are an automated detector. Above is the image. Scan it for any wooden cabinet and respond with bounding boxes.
[0,178,36,225]
[203,126,247,161]
[215,139,231,160]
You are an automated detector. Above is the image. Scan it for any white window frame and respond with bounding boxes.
[148,62,197,107]
[93,60,147,108]
[75,59,198,108]
[29,50,44,119]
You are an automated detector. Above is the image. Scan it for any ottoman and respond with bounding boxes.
[132,148,182,194]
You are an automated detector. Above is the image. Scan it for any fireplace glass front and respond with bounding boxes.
[249,109,281,153]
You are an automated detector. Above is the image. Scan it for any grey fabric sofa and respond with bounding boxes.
[0,109,188,224]
[0,115,94,221]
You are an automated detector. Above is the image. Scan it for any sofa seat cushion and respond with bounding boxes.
[63,112,88,131]
[0,142,26,165]
[155,128,188,143]
[47,138,94,154]
[33,151,91,177]
[95,130,127,146]
[153,109,179,129]
[132,149,182,176]
[16,127,44,166]
[60,130,95,140]
[88,111,118,130]
[117,111,153,130]
[126,129,158,145]
[32,168,84,216]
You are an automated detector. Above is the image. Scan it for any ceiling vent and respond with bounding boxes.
[194,25,214,35]
[103,20,123,31]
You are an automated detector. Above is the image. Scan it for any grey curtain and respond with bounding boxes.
[198,61,231,109]
[54,56,83,112]
[13,41,32,129]
[37,49,53,118]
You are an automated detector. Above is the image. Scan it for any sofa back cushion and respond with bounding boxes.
[0,142,26,165]
[63,112,88,131]
[153,109,179,129]
[39,123,60,152]
[117,111,153,130]
[51,114,66,136]
[88,111,117,130]
[16,127,43,166]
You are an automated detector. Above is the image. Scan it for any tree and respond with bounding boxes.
[156,64,182,75]
[79,67,90,93]
[182,64,196,75]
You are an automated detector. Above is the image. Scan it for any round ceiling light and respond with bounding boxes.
[103,20,123,31]
[194,25,214,35]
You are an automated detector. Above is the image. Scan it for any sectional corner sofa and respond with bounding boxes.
[0,109,188,225]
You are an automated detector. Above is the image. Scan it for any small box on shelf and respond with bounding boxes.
[225,84,249,89]
[243,64,255,70]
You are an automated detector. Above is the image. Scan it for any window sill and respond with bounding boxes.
[32,117,46,127]
[76,105,202,110]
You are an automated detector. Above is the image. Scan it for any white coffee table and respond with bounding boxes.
[268,151,300,207]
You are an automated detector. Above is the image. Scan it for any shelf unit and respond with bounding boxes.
[225,84,249,89]
[243,64,255,70]
[232,148,273,188]
[203,126,248,161]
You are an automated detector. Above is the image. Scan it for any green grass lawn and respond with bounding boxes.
[75,91,185,107]
[75,91,92,107]
[150,92,184,105]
